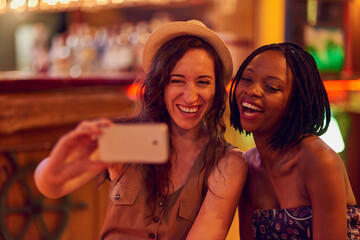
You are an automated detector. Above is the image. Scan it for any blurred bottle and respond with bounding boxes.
[48,14,172,77]
[49,33,71,75]
[32,23,50,73]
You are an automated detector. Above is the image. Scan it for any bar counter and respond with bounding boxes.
[0,72,138,92]
[0,72,140,134]
[0,72,139,240]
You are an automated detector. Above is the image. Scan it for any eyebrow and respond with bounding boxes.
[244,68,285,83]
[170,74,184,78]
[170,74,214,79]
[198,75,213,79]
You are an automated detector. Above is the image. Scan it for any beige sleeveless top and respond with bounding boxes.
[100,146,209,240]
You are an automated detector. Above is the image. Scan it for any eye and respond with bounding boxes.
[240,77,253,84]
[197,80,211,85]
[170,79,185,84]
[265,84,280,92]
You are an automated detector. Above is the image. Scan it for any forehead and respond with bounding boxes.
[178,48,214,62]
[172,49,215,73]
[247,50,293,80]
[247,50,287,70]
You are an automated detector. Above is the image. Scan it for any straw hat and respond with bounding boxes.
[142,20,233,85]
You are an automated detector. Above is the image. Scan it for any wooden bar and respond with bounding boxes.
[0,73,138,240]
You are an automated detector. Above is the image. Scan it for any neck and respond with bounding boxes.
[170,123,207,161]
[253,133,299,172]
[171,122,204,143]
[252,134,284,169]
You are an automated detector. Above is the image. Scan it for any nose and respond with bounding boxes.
[245,82,262,97]
[183,83,199,104]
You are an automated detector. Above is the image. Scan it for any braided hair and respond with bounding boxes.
[229,42,331,150]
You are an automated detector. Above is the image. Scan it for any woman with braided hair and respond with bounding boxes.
[229,42,360,240]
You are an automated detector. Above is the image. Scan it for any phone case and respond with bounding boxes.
[98,123,169,163]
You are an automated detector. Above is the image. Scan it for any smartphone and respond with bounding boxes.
[98,123,169,164]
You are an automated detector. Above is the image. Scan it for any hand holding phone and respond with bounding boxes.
[98,123,169,164]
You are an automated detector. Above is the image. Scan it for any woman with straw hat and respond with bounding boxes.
[35,20,247,239]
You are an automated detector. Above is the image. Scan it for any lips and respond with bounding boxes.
[241,101,264,117]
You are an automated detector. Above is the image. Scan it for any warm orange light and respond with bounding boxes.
[0,0,195,14]
[126,83,140,101]
[226,80,233,93]
[256,0,285,47]
[349,80,360,91]
[324,81,349,92]
[0,0,6,10]
[324,79,360,92]
[323,79,360,103]
[226,79,360,92]
[127,79,360,102]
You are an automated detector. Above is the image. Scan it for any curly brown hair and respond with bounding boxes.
[136,35,228,214]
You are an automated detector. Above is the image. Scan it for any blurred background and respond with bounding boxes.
[0,0,359,239]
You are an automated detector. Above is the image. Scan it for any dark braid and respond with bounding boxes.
[229,42,331,150]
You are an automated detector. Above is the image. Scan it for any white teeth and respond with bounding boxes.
[242,102,263,111]
[178,105,199,113]
[244,111,259,117]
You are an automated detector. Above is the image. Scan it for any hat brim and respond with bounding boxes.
[142,20,233,85]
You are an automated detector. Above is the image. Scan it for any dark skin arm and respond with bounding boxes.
[301,137,347,240]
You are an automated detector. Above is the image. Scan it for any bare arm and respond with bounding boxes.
[186,148,248,240]
[34,119,112,198]
[302,138,347,240]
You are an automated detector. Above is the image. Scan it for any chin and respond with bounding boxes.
[175,121,202,132]
[241,124,255,133]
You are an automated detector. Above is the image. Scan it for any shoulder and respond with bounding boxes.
[209,147,248,182]
[297,136,349,224]
[299,135,341,170]
[244,147,261,169]
[245,147,259,160]
[208,146,248,197]
[297,135,343,182]
[219,147,248,173]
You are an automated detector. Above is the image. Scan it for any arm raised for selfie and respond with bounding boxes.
[34,119,111,199]
[186,148,248,240]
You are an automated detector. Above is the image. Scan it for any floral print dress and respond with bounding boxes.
[252,205,360,240]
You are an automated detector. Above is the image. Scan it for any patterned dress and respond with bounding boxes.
[252,205,360,240]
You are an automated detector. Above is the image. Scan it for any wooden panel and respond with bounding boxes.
[0,83,137,240]
[0,86,138,134]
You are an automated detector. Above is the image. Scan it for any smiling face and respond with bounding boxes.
[235,50,293,137]
[164,48,216,133]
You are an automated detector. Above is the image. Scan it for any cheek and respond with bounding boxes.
[163,87,172,111]
[235,83,243,97]
[235,85,243,105]
[278,95,291,110]
[205,87,216,107]
[266,96,289,120]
